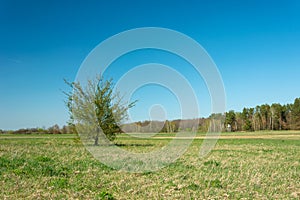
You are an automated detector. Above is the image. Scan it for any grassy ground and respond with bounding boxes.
[0,131,299,199]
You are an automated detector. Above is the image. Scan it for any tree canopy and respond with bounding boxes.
[65,75,136,145]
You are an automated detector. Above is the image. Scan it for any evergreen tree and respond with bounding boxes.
[291,98,300,130]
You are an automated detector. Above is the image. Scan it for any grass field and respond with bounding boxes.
[0,131,299,199]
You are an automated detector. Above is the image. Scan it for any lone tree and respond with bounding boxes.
[65,75,136,145]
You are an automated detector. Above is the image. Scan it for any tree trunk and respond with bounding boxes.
[94,135,99,146]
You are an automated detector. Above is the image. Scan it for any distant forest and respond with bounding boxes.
[123,97,300,133]
[0,124,76,135]
[1,97,300,134]
[222,97,300,132]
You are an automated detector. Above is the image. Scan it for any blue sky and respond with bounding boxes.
[1,0,300,130]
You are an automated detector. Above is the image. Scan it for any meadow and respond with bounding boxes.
[0,131,299,199]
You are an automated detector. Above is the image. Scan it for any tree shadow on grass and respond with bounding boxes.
[115,143,154,147]
[84,143,154,147]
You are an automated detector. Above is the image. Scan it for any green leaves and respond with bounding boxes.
[65,75,136,145]
[291,98,300,129]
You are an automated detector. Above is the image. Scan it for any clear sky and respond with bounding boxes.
[1,0,300,130]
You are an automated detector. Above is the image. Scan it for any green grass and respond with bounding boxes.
[0,132,299,199]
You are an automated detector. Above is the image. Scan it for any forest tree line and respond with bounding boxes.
[125,97,300,133]
[1,97,300,134]
[224,97,300,132]
[0,124,76,135]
